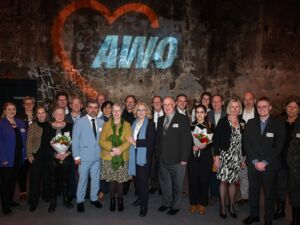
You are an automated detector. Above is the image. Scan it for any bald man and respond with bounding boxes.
[156,97,192,215]
[237,92,258,206]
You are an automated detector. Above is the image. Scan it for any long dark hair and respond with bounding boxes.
[194,104,213,133]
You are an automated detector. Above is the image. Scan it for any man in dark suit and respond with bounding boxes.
[207,94,226,204]
[149,96,164,194]
[157,97,192,215]
[237,91,259,206]
[243,97,285,225]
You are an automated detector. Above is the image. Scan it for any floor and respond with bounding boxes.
[0,189,290,225]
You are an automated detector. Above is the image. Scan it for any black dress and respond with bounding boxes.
[188,121,214,206]
[28,121,52,208]
[48,123,73,202]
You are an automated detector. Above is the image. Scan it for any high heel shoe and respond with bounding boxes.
[228,205,237,218]
[219,205,227,219]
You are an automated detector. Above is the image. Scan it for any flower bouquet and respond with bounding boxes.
[191,127,213,157]
[50,133,71,163]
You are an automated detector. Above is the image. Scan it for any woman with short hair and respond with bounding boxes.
[0,102,27,215]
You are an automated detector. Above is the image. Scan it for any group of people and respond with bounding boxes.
[0,91,299,225]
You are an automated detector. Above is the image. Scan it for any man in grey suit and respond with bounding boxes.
[72,100,104,213]
[156,97,192,215]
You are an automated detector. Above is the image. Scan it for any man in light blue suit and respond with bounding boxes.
[72,100,104,213]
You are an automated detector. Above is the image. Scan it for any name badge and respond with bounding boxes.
[266,132,274,138]
[20,128,26,133]
[172,123,179,128]
[296,133,300,138]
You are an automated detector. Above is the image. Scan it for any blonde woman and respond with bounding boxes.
[128,102,156,217]
[213,98,245,219]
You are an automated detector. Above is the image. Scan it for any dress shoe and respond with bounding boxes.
[149,187,157,194]
[77,203,85,213]
[273,200,285,220]
[48,199,56,213]
[228,205,237,218]
[158,205,169,212]
[19,192,27,201]
[29,205,37,212]
[117,197,124,211]
[10,201,20,207]
[167,208,180,216]
[139,207,147,217]
[219,205,226,219]
[198,205,206,215]
[236,198,249,206]
[91,201,102,208]
[110,198,116,212]
[189,205,197,214]
[63,199,73,209]
[2,208,12,215]
[131,199,140,207]
[242,216,260,224]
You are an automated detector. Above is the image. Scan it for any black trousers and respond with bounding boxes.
[149,150,160,189]
[275,168,288,201]
[0,166,19,211]
[248,166,277,222]
[187,151,212,206]
[134,151,152,209]
[49,157,72,200]
[17,159,30,193]
[28,154,51,208]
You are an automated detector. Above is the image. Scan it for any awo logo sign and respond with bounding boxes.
[51,0,178,97]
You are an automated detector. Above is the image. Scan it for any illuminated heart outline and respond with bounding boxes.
[51,0,159,98]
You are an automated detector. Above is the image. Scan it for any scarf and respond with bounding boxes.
[128,118,148,176]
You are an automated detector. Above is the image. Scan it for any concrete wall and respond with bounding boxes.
[0,0,299,112]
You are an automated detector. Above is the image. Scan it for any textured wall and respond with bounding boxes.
[0,0,299,112]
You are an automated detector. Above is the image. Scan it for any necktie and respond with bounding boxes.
[91,118,97,138]
[163,116,170,135]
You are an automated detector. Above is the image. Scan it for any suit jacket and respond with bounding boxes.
[156,112,192,165]
[65,112,85,124]
[238,107,259,122]
[244,116,286,170]
[72,116,104,162]
[207,110,227,127]
[0,118,27,167]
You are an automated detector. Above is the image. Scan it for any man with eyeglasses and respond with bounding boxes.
[243,97,285,225]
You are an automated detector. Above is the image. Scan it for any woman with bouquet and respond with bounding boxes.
[213,98,245,219]
[48,107,73,213]
[188,104,214,215]
[27,106,51,212]
[99,103,132,212]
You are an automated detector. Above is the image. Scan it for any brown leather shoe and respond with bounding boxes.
[198,205,206,215]
[189,205,197,214]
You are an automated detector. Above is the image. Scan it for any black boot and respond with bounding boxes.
[117,197,124,212]
[110,198,116,212]
[291,207,300,225]
[62,193,73,209]
[273,200,285,220]
[48,199,57,213]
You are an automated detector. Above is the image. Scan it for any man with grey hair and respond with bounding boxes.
[237,91,258,206]
[156,97,192,215]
